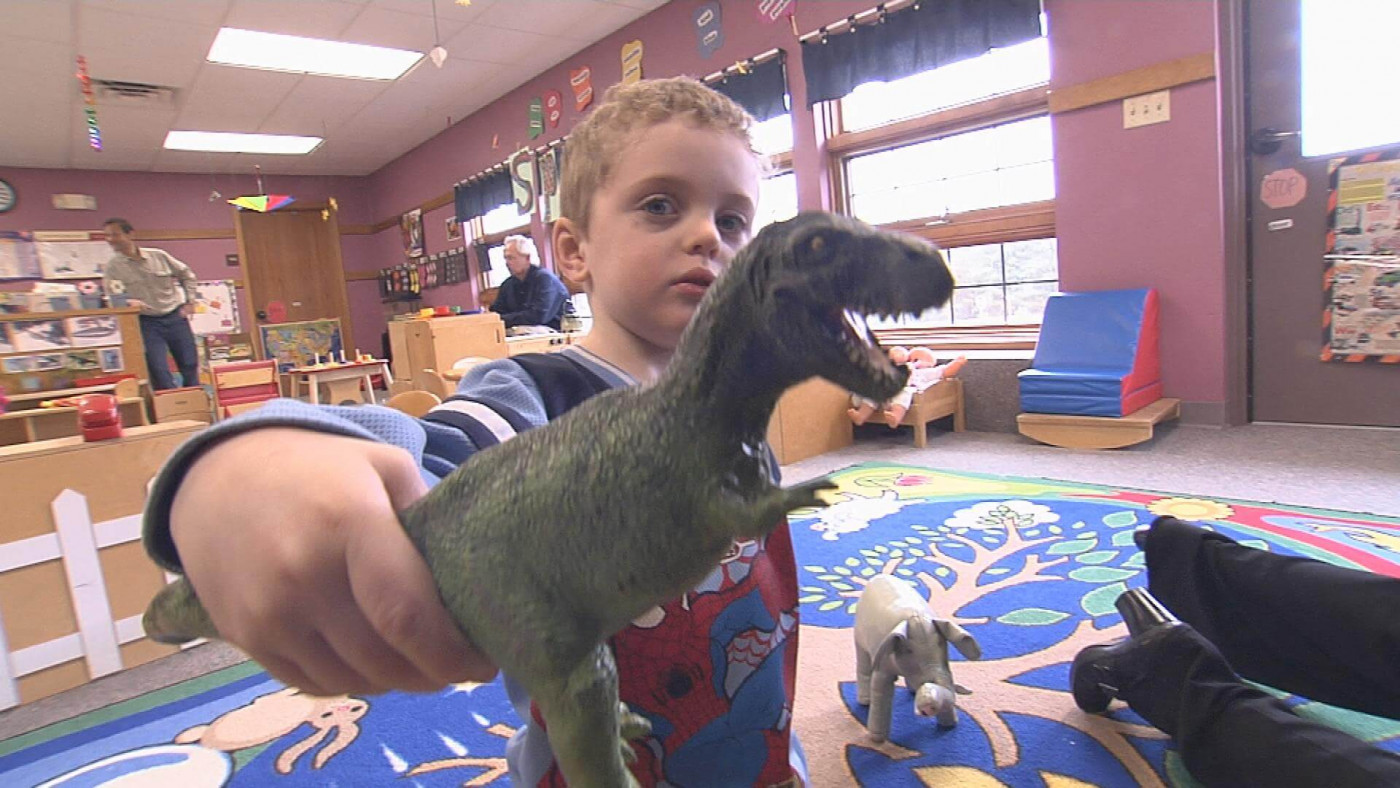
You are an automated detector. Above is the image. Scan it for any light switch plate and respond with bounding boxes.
[1123,89,1171,129]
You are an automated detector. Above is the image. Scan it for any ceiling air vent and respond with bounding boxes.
[92,79,178,109]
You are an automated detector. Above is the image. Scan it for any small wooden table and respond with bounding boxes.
[287,360,394,406]
[900,378,966,448]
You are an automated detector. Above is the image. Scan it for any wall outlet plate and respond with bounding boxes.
[1123,89,1171,129]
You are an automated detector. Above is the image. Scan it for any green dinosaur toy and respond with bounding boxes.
[144,211,954,787]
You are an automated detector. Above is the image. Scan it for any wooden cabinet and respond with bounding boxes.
[387,313,506,380]
[766,378,854,465]
[0,421,205,708]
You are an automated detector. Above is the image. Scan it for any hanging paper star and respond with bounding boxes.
[227,194,296,212]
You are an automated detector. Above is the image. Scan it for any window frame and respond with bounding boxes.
[828,82,1055,348]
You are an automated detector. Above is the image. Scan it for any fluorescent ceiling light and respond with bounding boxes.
[207,27,423,80]
[164,131,323,155]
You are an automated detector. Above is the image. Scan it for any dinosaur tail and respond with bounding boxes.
[143,577,220,645]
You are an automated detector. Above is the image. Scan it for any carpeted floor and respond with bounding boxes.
[4,460,1399,787]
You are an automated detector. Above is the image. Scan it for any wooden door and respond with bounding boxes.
[1247,0,1400,426]
[234,202,353,354]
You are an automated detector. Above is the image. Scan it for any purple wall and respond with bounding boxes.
[1,0,1237,412]
[0,166,380,347]
[1046,0,1227,408]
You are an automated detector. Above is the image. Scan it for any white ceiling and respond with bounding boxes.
[0,0,667,176]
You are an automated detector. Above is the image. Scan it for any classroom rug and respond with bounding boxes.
[3,462,1399,788]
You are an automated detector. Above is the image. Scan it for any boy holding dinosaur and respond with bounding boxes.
[143,78,808,786]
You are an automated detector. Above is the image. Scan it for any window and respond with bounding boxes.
[873,238,1058,329]
[831,36,1055,335]
[751,112,794,157]
[482,243,511,289]
[846,116,1053,224]
[840,37,1049,132]
[480,202,527,236]
[749,112,799,234]
[1301,0,1400,156]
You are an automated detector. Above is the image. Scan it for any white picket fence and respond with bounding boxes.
[0,489,177,711]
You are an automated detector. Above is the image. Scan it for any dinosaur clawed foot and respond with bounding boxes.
[783,477,838,512]
[618,702,651,765]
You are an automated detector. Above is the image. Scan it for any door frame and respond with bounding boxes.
[1219,0,1250,426]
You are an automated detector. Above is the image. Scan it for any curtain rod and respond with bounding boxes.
[701,48,783,84]
[797,0,919,45]
[455,136,568,188]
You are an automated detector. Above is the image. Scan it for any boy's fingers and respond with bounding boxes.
[368,445,430,510]
[284,630,389,697]
[316,579,444,693]
[345,511,497,686]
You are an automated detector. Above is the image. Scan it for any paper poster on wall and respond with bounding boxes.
[528,97,544,139]
[0,231,41,280]
[570,66,594,111]
[65,315,121,347]
[510,149,537,216]
[694,3,724,58]
[190,280,240,336]
[1323,146,1400,362]
[259,318,344,372]
[0,324,13,354]
[401,208,425,258]
[544,90,563,128]
[34,232,110,279]
[756,0,794,23]
[2,356,31,373]
[446,215,462,241]
[539,146,562,224]
[30,354,64,371]
[11,319,70,351]
[621,40,644,84]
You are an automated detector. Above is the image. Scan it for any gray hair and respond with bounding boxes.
[504,234,537,263]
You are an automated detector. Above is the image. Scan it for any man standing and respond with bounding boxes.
[102,218,200,390]
[489,234,571,331]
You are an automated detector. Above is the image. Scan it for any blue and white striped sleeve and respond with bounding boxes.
[142,359,549,572]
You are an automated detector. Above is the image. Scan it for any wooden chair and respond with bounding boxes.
[899,378,966,448]
[413,369,454,399]
[211,360,280,419]
[385,389,441,418]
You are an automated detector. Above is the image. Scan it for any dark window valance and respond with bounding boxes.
[801,0,1042,106]
[453,168,513,223]
[711,52,790,122]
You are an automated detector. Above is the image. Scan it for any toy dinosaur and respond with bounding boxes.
[144,211,954,787]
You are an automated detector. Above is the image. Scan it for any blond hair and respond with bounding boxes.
[560,77,761,234]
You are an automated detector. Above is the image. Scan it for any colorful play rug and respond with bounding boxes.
[4,463,1399,788]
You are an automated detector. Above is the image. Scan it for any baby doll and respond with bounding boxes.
[881,348,966,427]
[848,347,967,428]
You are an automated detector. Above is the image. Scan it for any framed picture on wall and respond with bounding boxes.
[259,318,344,372]
[446,215,462,242]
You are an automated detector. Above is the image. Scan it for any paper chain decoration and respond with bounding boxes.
[76,56,102,152]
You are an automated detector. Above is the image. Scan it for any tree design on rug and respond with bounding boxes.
[795,493,1172,786]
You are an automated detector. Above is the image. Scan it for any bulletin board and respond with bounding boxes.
[190,280,241,336]
[258,318,344,372]
[1324,146,1400,362]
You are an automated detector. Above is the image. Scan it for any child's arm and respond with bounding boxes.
[142,366,550,696]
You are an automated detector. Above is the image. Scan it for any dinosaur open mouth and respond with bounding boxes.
[828,307,894,376]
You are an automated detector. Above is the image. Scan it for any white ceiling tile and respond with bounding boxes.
[443,23,559,65]
[69,103,175,166]
[81,0,233,27]
[259,74,390,135]
[338,5,465,50]
[370,0,499,21]
[174,65,301,131]
[0,0,76,44]
[0,34,74,79]
[556,1,649,43]
[77,7,216,87]
[221,0,365,40]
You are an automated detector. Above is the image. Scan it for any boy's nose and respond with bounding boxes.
[683,216,721,259]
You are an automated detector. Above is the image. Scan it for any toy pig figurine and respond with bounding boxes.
[854,575,981,740]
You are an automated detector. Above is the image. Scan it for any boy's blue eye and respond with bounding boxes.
[642,197,676,216]
[718,214,750,234]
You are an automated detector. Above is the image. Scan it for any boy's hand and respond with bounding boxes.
[169,428,496,696]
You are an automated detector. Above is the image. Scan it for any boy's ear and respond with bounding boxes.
[552,217,590,289]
